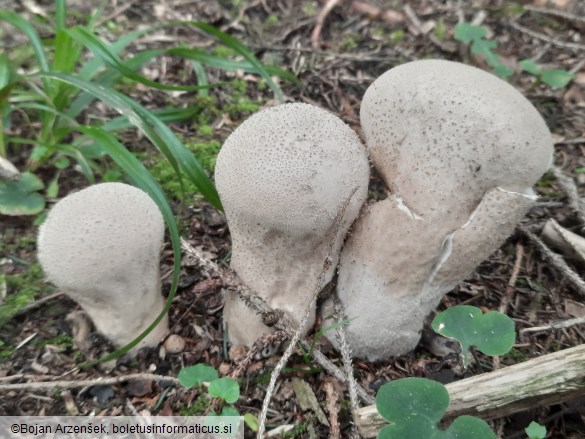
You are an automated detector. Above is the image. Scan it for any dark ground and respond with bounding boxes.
[1,0,585,438]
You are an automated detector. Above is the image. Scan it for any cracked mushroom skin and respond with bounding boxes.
[325,60,553,361]
[215,103,369,347]
[38,183,168,353]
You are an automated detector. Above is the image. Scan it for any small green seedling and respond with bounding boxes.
[179,363,249,436]
[0,172,45,215]
[519,59,575,89]
[454,22,574,87]
[208,377,240,404]
[454,22,513,78]
[432,305,515,366]
[179,363,242,417]
[376,378,497,439]
[525,421,546,439]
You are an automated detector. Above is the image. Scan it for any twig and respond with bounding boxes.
[356,344,585,437]
[554,137,585,145]
[350,1,403,24]
[552,167,585,228]
[333,298,360,415]
[0,373,179,392]
[95,0,141,27]
[520,316,585,333]
[16,292,65,316]
[403,4,456,53]
[229,330,286,379]
[311,0,346,50]
[509,20,585,51]
[257,188,358,439]
[324,381,340,439]
[310,347,374,405]
[524,5,585,25]
[499,243,524,314]
[519,226,585,297]
[181,238,375,405]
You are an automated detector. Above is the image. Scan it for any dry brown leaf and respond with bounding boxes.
[291,378,329,426]
[565,298,585,317]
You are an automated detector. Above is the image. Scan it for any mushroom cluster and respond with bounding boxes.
[216,60,553,361]
[322,60,553,360]
[38,183,168,353]
[215,103,370,346]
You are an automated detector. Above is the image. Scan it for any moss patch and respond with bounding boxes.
[0,263,49,329]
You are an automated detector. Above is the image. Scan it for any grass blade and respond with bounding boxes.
[190,21,285,103]
[190,61,209,97]
[169,47,297,82]
[55,0,66,31]
[76,127,180,365]
[67,26,215,92]
[102,107,200,131]
[77,27,157,81]
[0,11,49,73]
[40,72,222,209]
[68,49,163,118]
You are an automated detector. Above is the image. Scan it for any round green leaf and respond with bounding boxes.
[432,306,515,365]
[519,59,542,76]
[54,156,70,169]
[0,172,45,216]
[540,69,574,89]
[447,416,497,439]
[525,421,546,439]
[221,406,239,417]
[454,23,487,43]
[493,64,514,78]
[376,378,498,439]
[178,363,218,388]
[208,377,240,403]
[376,378,449,426]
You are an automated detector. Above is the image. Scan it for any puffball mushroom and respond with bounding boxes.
[215,103,369,347]
[38,182,169,353]
[324,60,554,361]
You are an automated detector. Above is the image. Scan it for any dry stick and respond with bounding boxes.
[518,226,585,297]
[311,0,346,49]
[257,188,358,439]
[0,373,179,392]
[229,330,287,380]
[499,243,524,314]
[552,167,585,228]
[333,298,359,415]
[509,20,585,51]
[324,381,341,439]
[180,238,373,404]
[523,5,585,25]
[554,137,585,145]
[355,344,585,438]
[520,315,585,334]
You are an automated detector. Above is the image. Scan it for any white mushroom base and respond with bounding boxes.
[323,187,536,361]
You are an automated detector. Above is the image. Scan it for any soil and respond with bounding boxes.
[1,0,584,438]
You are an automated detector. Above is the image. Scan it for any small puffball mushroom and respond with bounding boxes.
[215,103,369,347]
[38,182,168,353]
[324,60,553,361]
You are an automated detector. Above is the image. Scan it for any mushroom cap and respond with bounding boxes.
[361,59,553,224]
[38,182,167,348]
[215,103,369,238]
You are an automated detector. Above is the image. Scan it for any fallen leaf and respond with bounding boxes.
[565,298,585,318]
[291,378,329,426]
